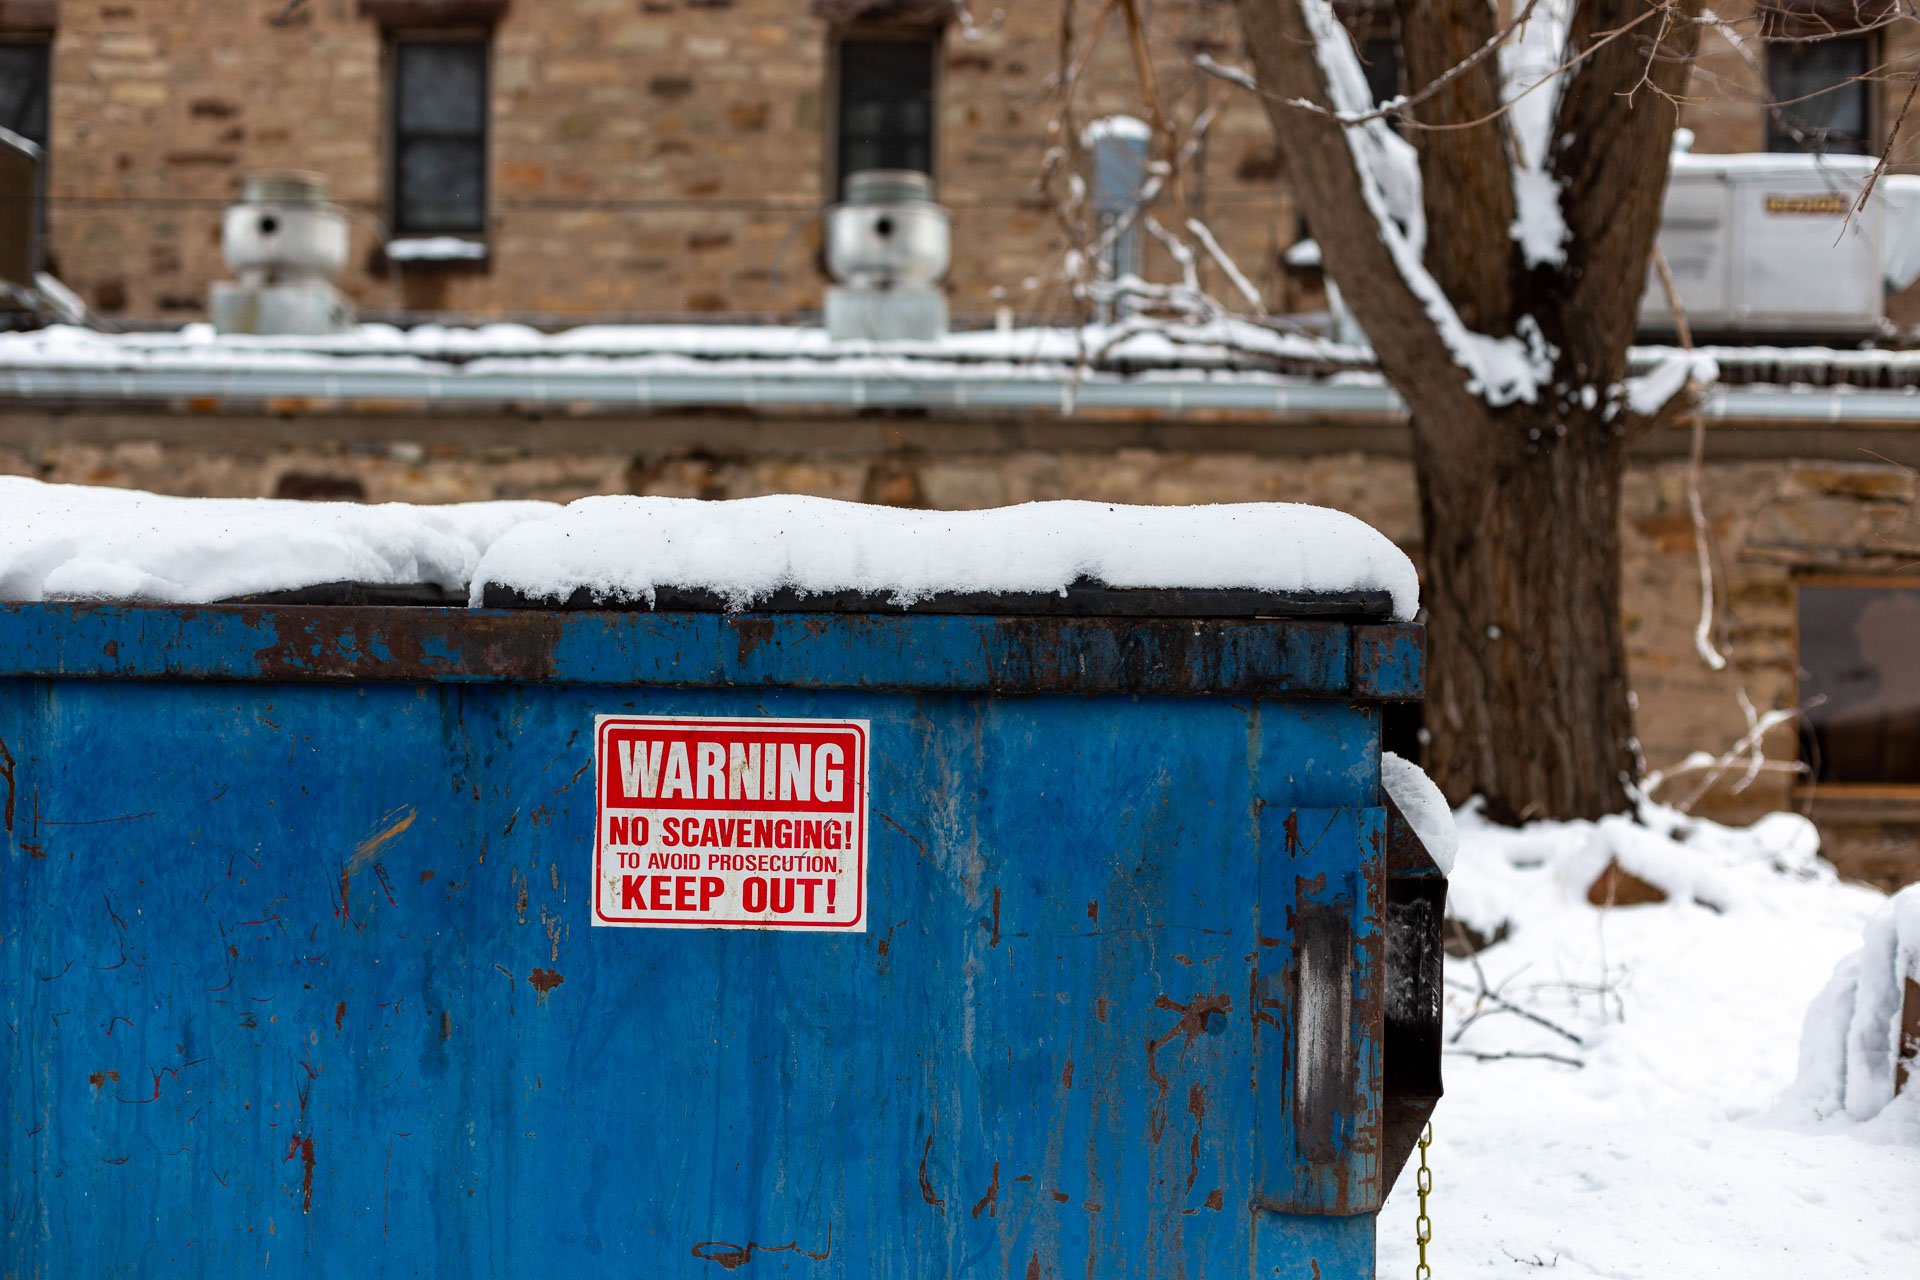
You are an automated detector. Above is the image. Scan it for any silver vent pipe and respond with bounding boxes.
[824,169,950,341]
[211,171,354,335]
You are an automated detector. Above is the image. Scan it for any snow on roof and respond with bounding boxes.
[7,319,1920,400]
[1667,150,1883,178]
[0,477,555,604]
[1082,114,1152,147]
[0,318,1370,376]
[470,494,1421,620]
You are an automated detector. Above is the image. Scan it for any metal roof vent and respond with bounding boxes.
[211,171,354,336]
[825,169,949,342]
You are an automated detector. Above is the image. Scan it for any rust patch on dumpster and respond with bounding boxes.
[0,738,14,836]
[985,615,1345,697]
[1145,993,1231,1142]
[250,607,564,682]
[730,617,776,662]
[285,1134,315,1212]
[691,1228,831,1270]
[970,1160,999,1219]
[918,1135,945,1214]
[528,968,565,997]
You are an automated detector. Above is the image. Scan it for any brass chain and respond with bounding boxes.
[1414,1122,1434,1279]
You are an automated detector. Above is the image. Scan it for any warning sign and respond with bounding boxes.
[591,715,869,931]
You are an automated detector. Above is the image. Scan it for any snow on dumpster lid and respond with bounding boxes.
[0,477,557,605]
[471,495,1420,621]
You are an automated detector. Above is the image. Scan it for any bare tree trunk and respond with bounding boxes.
[1414,405,1635,822]
[1231,0,1699,821]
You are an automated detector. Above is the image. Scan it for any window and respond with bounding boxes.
[1768,36,1871,155]
[391,39,488,235]
[1797,583,1920,785]
[0,40,48,151]
[0,40,50,272]
[834,38,935,200]
[1359,36,1400,108]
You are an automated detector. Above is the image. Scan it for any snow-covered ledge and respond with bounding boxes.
[385,236,489,264]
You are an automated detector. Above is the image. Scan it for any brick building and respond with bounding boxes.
[0,1,1917,888]
[4,0,1918,323]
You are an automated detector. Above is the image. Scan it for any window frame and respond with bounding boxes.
[1792,573,1920,799]
[0,35,50,150]
[828,31,942,204]
[1764,31,1876,156]
[385,33,492,240]
[0,35,52,272]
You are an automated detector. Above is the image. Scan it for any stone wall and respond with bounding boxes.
[3,412,1915,888]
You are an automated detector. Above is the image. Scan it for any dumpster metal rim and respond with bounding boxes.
[0,602,1425,701]
[475,579,1398,621]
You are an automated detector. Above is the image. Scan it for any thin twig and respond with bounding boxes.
[1445,978,1589,1047]
[1192,0,1542,128]
[1446,1049,1586,1068]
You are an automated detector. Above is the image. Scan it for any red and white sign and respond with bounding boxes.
[592,715,869,931]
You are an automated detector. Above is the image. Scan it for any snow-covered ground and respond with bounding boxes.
[1377,803,1919,1277]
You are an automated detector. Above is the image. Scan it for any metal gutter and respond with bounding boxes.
[1702,385,1920,422]
[0,364,1406,416]
[6,363,1920,422]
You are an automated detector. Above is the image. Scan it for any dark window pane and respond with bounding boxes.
[392,40,487,235]
[397,138,485,233]
[1798,585,1920,784]
[836,39,935,198]
[397,43,487,135]
[1360,37,1399,107]
[1768,37,1871,155]
[0,42,50,147]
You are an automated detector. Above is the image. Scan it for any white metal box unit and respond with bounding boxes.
[824,169,950,342]
[1640,151,1920,339]
[210,172,355,337]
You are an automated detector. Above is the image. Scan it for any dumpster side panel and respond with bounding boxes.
[1,671,1385,1279]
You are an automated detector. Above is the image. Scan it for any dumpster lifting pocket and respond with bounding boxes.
[1293,905,1353,1165]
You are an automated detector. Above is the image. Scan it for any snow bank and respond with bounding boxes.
[0,477,555,603]
[469,494,1420,619]
[1380,798,1914,1276]
[1447,799,1822,937]
[1381,750,1456,875]
[1782,884,1920,1127]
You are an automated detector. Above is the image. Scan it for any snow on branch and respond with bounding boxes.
[1185,218,1267,316]
[1621,350,1718,419]
[1501,0,1575,268]
[1298,0,1554,406]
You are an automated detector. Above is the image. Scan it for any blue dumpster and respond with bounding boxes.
[0,585,1444,1277]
